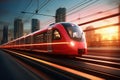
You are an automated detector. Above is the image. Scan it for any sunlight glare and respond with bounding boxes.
[95,26,118,40]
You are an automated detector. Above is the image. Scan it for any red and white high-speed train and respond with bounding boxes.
[0,22,87,56]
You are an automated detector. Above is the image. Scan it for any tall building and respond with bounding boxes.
[55,8,66,23]
[1,25,8,44]
[31,19,40,32]
[14,19,23,39]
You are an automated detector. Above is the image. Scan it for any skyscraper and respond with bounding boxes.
[31,19,40,32]
[55,8,66,23]
[14,19,23,39]
[1,25,8,44]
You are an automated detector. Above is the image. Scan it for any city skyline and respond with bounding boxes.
[0,0,120,46]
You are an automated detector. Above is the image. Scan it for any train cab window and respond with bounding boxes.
[62,23,84,41]
[53,30,61,40]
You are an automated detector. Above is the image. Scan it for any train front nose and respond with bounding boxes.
[77,42,87,55]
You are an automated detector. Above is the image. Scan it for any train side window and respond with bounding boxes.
[25,36,31,44]
[20,38,25,44]
[16,40,19,45]
[34,34,38,43]
[53,30,61,40]
[34,33,44,43]
[43,33,47,42]
[39,34,44,42]
[33,35,37,43]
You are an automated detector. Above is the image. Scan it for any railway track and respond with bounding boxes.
[76,55,120,79]
[3,49,120,80]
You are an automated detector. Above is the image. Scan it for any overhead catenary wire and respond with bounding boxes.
[25,0,51,22]
[36,0,39,13]
[23,0,48,23]
[23,0,117,27]
[66,0,98,16]
[18,0,32,18]
[68,7,118,22]
[23,0,93,24]
[23,0,97,25]
[67,0,92,14]
[42,0,99,26]
[41,0,95,26]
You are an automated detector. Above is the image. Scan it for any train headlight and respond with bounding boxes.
[70,41,75,47]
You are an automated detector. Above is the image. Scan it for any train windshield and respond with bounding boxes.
[62,23,84,41]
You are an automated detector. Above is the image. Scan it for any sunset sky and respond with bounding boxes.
[0,0,120,41]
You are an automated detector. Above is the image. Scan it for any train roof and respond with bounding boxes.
[1,22,79,46]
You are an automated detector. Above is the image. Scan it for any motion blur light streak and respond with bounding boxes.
[76,57,119,65]
[6,50,104,80]
[82,55,120,61]
[16,42,69,47]
[32,50,48,53]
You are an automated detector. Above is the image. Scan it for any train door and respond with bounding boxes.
[47,29,52,52]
